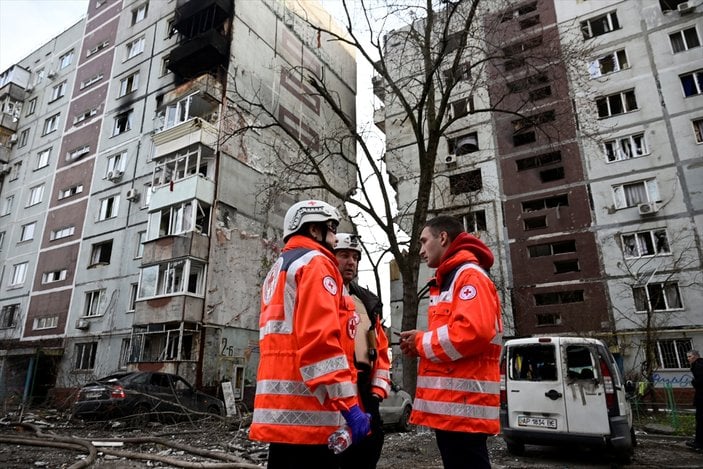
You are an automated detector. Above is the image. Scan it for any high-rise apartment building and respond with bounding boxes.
[381,0,702,391]
[0,0,356,405]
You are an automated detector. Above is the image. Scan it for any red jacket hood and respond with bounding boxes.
[435,232,494,284]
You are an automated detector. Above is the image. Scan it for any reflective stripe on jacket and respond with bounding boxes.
[249,235,359,444]
[410,253,503,434]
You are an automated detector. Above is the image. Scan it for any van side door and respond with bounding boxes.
[563,343,609,434]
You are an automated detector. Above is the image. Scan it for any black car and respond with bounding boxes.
[72,371,225,425]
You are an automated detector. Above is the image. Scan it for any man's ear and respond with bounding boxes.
[439,231,450,247]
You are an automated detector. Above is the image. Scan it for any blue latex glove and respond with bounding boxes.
[341,405,371,443]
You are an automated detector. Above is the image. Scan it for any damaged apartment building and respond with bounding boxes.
[0,0,356,406]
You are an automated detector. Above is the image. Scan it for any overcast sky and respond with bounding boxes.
[0,0,89,71]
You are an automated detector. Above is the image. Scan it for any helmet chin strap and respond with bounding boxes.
[304,222,335,251]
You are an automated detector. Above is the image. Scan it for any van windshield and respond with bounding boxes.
[508,344,558,381]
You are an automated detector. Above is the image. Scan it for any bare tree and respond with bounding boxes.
[226,0,594,394]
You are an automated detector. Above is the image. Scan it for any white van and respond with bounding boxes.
[500,336,635,461]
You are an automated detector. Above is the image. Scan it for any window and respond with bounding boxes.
[163,94,195,130]
[59,184,83,200]
[84,290,104,316]
[74,107,99,125]
[113,110,133,135]
[59,50,74,69]
[26,98,37,116]
[42,114,60,135]
[448,132,478,155]
[0,231,4,251]
[107,151,125,175]
[554,259,580,273]
[50,81,67,101]
[126,36,145,59]
[90,240,113,265]
[589,49,629,78]
[524,216,547,230]
[502,35,543,56]
[149,200,211,238]
[450,96,474,118]
[9,162,21,181]
[694,118,703,143]
[449,169,482,194]
[512,110,555,146]
[10,262,28,286]
[74,342,98,370]
[136,231,146,258]
[161,55,171,76]
[67,145,91,161]
[501,2,537,22]
[34,315,58,330]
[537,313,561,326]
[539,167,564,182]
[138,259,206,298]
[444,31,464,54]
[634,282,683,312]
[669,27,700,53]
[604,132,648,162]
[50,225,75,240]
[119,338,131,369]
[27,184,45,207]
[460,210,487,233]
[132,3,148,24]
[507,72,549,94]
[442,62,471,83]
[507,342,558,382]
[34,68,45,84]
[0,304,19,328]
[522,194,569,212]
[612,179,659,209]
[98,196,119,220]
[119,71,139,96]
[680,70,703,97]
[596,90,638,118]
[128,283,139,312]
[80,73,104,89]
[42,269,67,284]
[18,128,29,147]
[656,339,691,369]
[20,222,36,242]
[581,11,620,39]
[86,41,109,57]
[2,195,14,216]
[622,229,670,258]
[152,146,213,187]
[37,148,51,169]
[516,151,562,171]
[528,240,577,258]
[534,290,584,305]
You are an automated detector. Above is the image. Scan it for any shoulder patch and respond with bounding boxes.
[458,284,477,301]
[262,258,283,304]
[323,276,338,295]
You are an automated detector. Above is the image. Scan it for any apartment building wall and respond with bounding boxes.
[0,0,356,405]
[554,0,703,384]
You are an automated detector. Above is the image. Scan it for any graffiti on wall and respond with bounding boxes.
[652,371,693,388]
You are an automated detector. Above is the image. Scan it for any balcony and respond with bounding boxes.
[373,105,385,133]
[134,296,205,326]
[0,112,18,132]
[150,173,216,210]
[142,230,209,265]
[153,117,219,158]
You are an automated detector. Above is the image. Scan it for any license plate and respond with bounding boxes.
[517,416,557,429]
[84,391,102,399]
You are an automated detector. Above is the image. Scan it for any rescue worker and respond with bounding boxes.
[250,200,370,469]
[400,215,502,469]
[333,233,391,469]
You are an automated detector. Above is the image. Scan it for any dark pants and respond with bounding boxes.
[268,443,339,469]
[435,429,490,469]
[695,396,703,445]
[338,368,385,469]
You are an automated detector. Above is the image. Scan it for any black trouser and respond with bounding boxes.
[695,397,703,445]
[435,429,490,469]
[268,442,339,469]
[338,367,385,469]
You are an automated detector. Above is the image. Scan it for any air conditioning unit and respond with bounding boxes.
[47,70,57,79]
[126,188,140,201]
[25,85,34,93]
[0,164,10,175]
[107,170,123,181]
[9,133,18,143]
[637,202,659,216]
[677,1,694,14]
[75,319,89,330]
[445,154,457,165]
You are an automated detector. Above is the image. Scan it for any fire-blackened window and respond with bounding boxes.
[449,170,482,194]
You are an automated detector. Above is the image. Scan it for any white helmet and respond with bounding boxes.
[283,200,341,241]
[335,233,362,255]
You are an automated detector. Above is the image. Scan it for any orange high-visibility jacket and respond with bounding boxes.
[249,235,360,444]
[410,235,503,434]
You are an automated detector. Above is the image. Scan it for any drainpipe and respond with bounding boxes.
[22,354,36,405]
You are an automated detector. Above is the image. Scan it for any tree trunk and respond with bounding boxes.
[400,264,420,397]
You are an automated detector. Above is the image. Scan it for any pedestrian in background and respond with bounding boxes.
[687,350,703,451]
[400,215,502,469]
[249,201,370,469]
[334,233,391,468]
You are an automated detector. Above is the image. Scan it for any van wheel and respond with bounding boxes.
[398,405,412,432]
[506,440,525,456]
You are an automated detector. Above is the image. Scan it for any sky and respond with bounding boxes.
[0,0,89,71]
